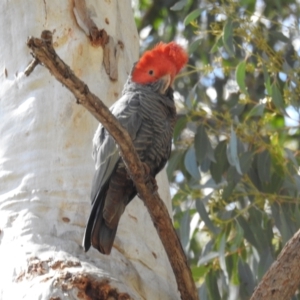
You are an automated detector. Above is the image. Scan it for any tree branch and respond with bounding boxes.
[26,31,198,300]
[250,229,300,300]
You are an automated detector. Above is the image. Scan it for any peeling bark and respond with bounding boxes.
[73,0,121,81]
[16,257,131,300]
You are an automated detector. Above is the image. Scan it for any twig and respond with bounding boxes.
[26,30,199,300]
[24,31,54,76]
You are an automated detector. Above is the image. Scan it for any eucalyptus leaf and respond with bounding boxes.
[279,207,294,244]
[237,216,259,250]
[173,116,188,141]
[239,151,253,174]
[206,271,221,300]
[184,8,203,25]
[222,181,236,201]
[271,83,285,111]
[248,207,272,251]
[269,31,289,43]
[210,140,229,183]
[210,35,223,53]
[257,249,273,280]
[235,61,248,95]
[167,151,183,178]
[219,234,229,284]
[238,259,255,297]
[196,197,220,235]
[186,84,197,109]
[195,124,209,164]
[247,103,265,118]
[227,127,243,175]
[189,38,202,54]
[222,19,235,57]
[170,0,187,11]
[285,148,299,169]
[257,150,271,183]
[199,283,209,300]
[184,146,201,180]
[263,65,272,95]
[198,252,220,265]
[180,210,190,252]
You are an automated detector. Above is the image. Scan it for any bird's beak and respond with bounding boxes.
[158,74,172,94]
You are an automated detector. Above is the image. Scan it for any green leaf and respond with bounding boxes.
[192,122,216,164]
[199,284,209,300]
[191,265,208,280]
[166,151,183,178]
[239,151,253,174]
[257,150,271,183]
[235,61,248,95]
[231,221,244,252]
[186,84,197,109]
[189,38,202,54]
[222,166,241,201]
[180,210,190,252]
[222,181,236,200]
[247,103,265,118]
[170,0,187,11]
[173,116,188,141]
[285,148,299,169]
[210,140,229,184]
[206,270,221,300]
[219,234,229,282]
[263,65,272,95]
[230,102,245,117]
[184,8,202,26]
[237,216,259,249]
[269,31,289,43]
[227,127,243,175]
[238,259,255,297]
[195,124,209,164]
[258,249,273,280]
[229,253,240,285]
[222,19,235,57]
[227,165,242,184]
[279,207,294,244]
[198,252,219,265]
[271,83,285,111]
[269,172,284,193]
[248,207,272,251]
[210,35,223,53]
[184,146,201,180]
[196,196,220,235]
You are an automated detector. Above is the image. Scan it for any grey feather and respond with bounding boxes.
[83,76,176,254]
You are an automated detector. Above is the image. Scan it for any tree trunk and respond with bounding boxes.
[0,1,180,299]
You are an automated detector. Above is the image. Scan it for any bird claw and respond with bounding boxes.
[142,162,151,176]
[142,162,158,195]
[135,163,158,198]
[149,177,158,194]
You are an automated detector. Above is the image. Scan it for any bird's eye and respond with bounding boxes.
[148,70,154,75]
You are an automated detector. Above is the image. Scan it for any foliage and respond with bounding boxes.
[134,0,300,299]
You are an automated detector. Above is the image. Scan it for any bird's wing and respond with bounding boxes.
[90,92,142,203]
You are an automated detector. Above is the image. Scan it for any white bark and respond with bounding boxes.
[0,1,179,299]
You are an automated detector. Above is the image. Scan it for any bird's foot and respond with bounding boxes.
[126,162,150,180]
[149,176,158,193]
[142,162,158,194]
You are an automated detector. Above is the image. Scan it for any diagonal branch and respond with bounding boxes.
[26,31,198,300]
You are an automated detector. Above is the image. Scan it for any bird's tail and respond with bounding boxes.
[82,192,117,255]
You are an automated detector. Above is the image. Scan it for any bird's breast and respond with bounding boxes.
[134,96,176,174]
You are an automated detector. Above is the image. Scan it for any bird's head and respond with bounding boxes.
[131,42,188,94]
